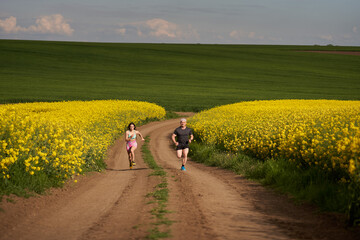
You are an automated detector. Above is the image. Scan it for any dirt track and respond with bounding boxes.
[0,116,359,240]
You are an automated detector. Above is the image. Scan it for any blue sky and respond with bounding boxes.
[1,0,360,45]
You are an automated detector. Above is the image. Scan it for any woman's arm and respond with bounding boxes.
[137,130,145,140]
[125,131,130,141]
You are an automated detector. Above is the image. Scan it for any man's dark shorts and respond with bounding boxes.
[176,142,189,150]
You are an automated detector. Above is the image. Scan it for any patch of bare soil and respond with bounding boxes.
[1,116,359,240]
[174,112,196,117]
[300,51,360,56]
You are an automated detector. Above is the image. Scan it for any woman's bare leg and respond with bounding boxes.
[131,146,137,162]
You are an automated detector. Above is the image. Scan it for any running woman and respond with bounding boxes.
[125,122,145,167]
[172,118,194,171]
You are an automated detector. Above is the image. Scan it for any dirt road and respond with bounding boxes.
[0,116,358,240]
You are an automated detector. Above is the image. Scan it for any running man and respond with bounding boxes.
[125,122,145,168]
[172,118,194,171]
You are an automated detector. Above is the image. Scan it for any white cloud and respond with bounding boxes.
[116,18,199,41]
[216,35,224,40]
[229,30,240,38]
[184,24,200,40]
[229,30,264,40]
[0,14,74,36]
[353,26,358,34]
[116,28,126,35]
[248,32,256,39]
[137,29,143,37]
[268,36,283,41]
[248,32,264,40]
[319,34,333,41]
[0,16,26,33]
[229,30,246,40]
[29,14,74,35]
[146,18,177,38]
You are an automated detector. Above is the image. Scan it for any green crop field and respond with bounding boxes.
[1,39,359,111]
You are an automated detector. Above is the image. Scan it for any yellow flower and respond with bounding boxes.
[349,159,356,175]
[188,100,360,182]
[0,100,165,182]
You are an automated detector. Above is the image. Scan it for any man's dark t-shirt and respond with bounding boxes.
[174,127,193,144]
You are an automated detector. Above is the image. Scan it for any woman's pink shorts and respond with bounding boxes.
[126,141,137,151]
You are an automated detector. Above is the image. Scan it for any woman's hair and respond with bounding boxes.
[127,122,136,130]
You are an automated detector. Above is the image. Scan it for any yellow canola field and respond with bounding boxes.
[0,100,165,181]
[188,100,360,180]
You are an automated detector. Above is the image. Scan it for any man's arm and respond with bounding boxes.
[189,134,194,143]
[172,133,178,146]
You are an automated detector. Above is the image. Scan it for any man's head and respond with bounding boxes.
[180,118,187,128]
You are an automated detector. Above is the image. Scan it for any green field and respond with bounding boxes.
[1,39,359,111]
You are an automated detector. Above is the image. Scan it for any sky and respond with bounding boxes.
[1,0,360,46]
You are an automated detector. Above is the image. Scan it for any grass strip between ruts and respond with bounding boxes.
[141,136,174,239]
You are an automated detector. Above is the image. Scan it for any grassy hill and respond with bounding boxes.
[1,40,359,111]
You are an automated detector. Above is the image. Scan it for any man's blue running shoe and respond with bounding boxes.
[181,166,186,171]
